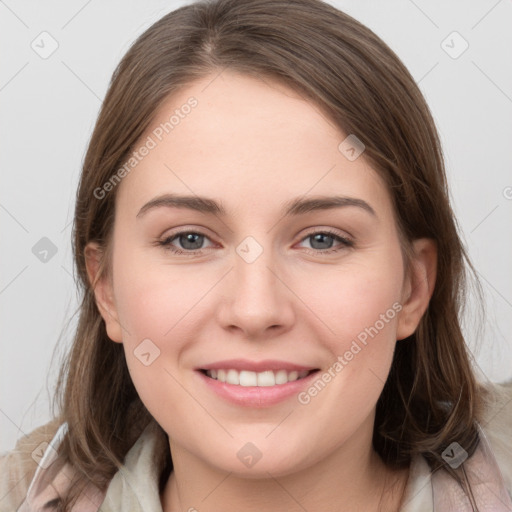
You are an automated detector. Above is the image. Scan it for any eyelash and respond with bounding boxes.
[155,228,354,256]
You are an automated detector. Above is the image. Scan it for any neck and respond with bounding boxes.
[160,420,409,512]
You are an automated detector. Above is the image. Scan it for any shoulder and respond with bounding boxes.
[478,378,512,491]
[0,417,63,511]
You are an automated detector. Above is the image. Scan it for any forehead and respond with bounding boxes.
[115,71,393,222]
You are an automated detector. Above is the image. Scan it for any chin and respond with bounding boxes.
[221,458,302,479]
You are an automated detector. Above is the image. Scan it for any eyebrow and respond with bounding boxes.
[136,193,377,219]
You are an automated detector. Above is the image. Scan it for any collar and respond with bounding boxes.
[18,420,512,511]
[400,423,512,511]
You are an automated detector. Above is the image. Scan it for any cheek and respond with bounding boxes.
[303,248,404,405]
[112,265,202,424]
[314,263,403,350]
[292,270,402,439]
[112,239,208,343]
[117,276,188,341]
[109,246,205,396]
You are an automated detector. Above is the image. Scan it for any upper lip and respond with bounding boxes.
[197,359,318,372]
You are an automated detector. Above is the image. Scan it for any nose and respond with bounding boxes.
[216,239,295,340]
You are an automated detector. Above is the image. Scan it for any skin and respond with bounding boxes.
[85,70,437,511]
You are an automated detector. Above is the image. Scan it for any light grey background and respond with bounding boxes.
[1,0,511,453]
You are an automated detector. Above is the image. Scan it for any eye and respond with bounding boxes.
[297,229,354,255]
[156,230,215,255]
[155,228,353,257]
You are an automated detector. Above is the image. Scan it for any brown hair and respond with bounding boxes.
[51,0,487,508]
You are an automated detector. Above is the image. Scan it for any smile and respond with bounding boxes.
[202,368,315,386]
[196,366,321,408]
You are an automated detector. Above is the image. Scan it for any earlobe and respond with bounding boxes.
[396,238,437,341]
[84,241,124,343]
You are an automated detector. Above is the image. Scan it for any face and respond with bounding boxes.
[87,70,434,477]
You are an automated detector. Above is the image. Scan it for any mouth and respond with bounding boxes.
[196,366,322,407]
[199,368,319,387]
[195,359,322,407]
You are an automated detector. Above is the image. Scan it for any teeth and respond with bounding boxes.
[205,368,311,386]
[239,370,257,386]
[257,370,275,387]
[226,369,239,385]
[275,369,289,385]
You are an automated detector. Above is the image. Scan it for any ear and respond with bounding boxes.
[396,238,437,341]
[84,241,123,343]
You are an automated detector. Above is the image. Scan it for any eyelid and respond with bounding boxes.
[158,224,216,239]
[300,226,353,241]
[156,226,354,256]
[296,228,354,252]
[158,227,217,251]
[159,225,353,242]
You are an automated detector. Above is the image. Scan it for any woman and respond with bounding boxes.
[2,0,511,510]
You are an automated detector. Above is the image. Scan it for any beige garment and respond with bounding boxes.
[2,380,512,512]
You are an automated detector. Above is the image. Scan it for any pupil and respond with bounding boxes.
[181,233,203,250]
[311,233,333,250]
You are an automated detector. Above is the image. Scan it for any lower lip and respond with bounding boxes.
[196,370,320,408]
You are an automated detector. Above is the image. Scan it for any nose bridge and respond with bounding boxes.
[234,234,281,307]
[218,233,294,335]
